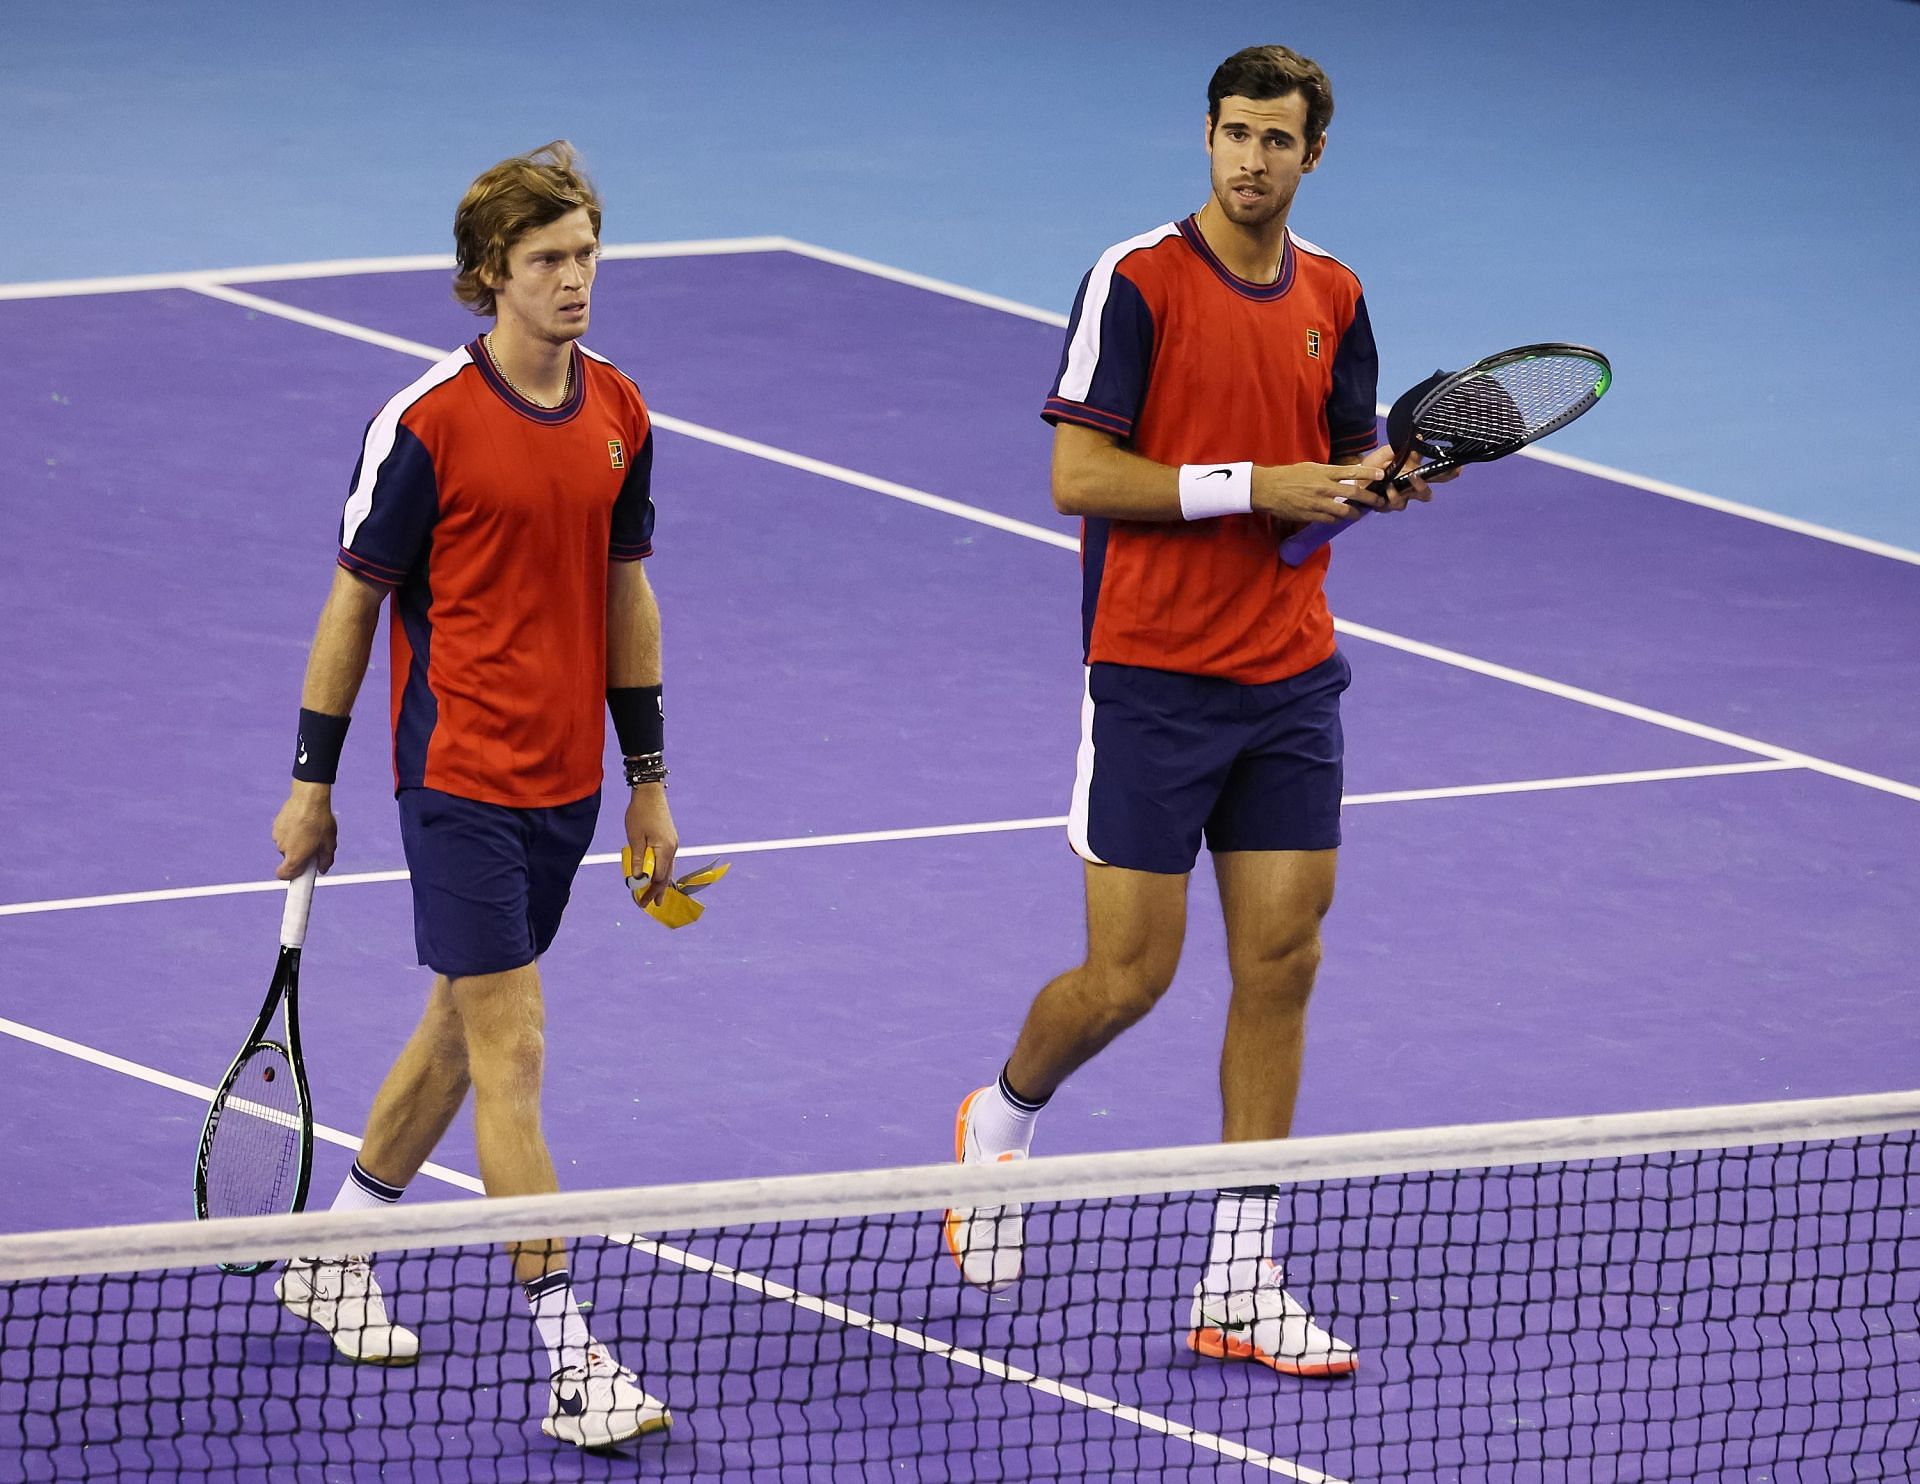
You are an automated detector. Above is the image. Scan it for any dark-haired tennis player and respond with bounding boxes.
[946,46,1446,1377]
[270,142,677,1447]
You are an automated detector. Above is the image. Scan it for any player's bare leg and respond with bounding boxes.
[446,962,563,1284]
[1004,862,1191,1100]
[277,977,473,1366]
[1188,846,1353,1377]
[354,974,472,1186]
[946,864,1188,1291]
[1213,848,1336,1142]
[446,960,663,1440]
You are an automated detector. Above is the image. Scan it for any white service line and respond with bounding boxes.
[0,1008,1330,1480]
[1334,620,1920,805]
[0,817,1069,918]
[1340,758,1801,805]
[0,763,1807,920]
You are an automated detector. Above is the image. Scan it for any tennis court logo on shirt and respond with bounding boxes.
[608,439,625,469]
[1306,329,1322,359]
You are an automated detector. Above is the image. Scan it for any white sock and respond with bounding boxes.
[329,1159,405,1214]
[524,1270,596,1375]
[966,1067,1047,1157]
[1203,1188,1278,1305]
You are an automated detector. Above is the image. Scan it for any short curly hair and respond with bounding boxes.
[1207,46,1335,145]
[451,141,603,317]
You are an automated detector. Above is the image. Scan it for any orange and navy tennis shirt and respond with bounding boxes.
[1043,216,1378,684]
[337,340,654,807]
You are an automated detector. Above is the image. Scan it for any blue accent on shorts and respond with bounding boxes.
[396,786,601,978]
[1082,652,1350,873]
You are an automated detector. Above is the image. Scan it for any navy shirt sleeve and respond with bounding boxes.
[338,421,438,588]
[1327,293,1381,461]
[1042,267,1155,439]
[610,428,655,561]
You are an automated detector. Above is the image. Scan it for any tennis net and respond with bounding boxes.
[2,1091,1916,1482]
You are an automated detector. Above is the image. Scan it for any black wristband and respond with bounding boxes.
[608,685,664,758]
[293,708,351,784]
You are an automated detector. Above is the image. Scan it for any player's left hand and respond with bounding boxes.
[624,784,677,908]
[1344,446,1436,512]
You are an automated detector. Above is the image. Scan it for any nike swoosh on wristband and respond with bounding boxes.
[297,738,309,764]
[1200,467,1232,479]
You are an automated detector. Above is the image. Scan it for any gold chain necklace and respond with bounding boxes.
[484,332,573,408]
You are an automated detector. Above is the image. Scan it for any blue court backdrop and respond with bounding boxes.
[3,0,1918,550]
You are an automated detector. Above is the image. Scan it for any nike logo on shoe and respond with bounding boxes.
[556,1387,585,1416]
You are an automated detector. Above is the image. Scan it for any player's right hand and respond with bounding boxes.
[272,783,338,879]
[1251,462,1386,524]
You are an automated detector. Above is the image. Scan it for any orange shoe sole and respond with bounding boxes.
[1186,1326,1358,1378]
[942,1088,988,1272]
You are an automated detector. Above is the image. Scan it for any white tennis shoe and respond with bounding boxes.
[541,1349,672,1449]
[276,1255,420,1365]
[1187,1259,1357,1377]
[943,1087,1026,1294]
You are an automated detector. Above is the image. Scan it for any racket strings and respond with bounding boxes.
[1423,355,1604,450]
[203,1043,304,1219]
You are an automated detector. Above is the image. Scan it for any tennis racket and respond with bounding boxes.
[1279,342,1612,566]
[193,862,317,1273]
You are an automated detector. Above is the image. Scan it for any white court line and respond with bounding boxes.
[0,1009,1327,1480]
[625,1232,1328,1481]
[767,239,1920,567]
[0,237,791,301]
[1342,758,1801,804]
[0,1013,478,1191]
[1335,621,1920,805]
[0,816,1067,917]
[3,234,1914,564]
[183,282,1920,807]
[0,761,1805,920]
[192,283,1080,552]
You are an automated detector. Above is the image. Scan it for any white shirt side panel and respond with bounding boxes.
[1067,667,1106,865]
[341,347,473,549]
[1056,222,1181,405]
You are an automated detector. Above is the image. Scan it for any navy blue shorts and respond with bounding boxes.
[396,787,601,979]
[1068,653,1350,874]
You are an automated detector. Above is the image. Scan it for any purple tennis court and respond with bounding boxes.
[2,246,1917,1479]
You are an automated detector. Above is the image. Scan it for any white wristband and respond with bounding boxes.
[1177,462,1254,521]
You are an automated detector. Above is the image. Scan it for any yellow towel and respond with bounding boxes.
[623,846,732,929]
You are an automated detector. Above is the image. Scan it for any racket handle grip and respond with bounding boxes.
[1279,503,1372,567]
[281,862,318,949]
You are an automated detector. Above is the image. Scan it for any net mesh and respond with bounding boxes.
[5,1097,1917,1482]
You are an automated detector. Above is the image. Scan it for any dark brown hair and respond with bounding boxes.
[1207,46,1335,144]
[451,141,603,316]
